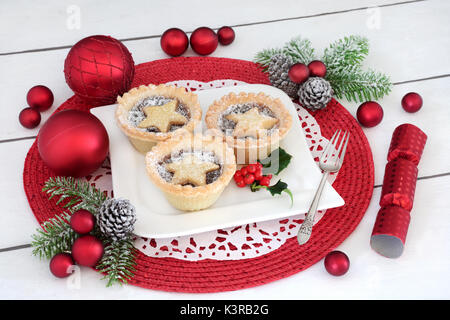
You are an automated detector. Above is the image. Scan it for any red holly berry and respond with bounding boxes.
[240,167,248,176]
[260,177,271,186]
[256,162,263,169]
[254,169,263,181]
[247,164,257,173]
[266,174,273,180]
[236,180,246,188]
[244,174,255,185]
[234,170,242,182]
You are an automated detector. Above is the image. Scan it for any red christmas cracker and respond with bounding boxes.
[388,123,427,165]
[380,158,418,211]
[371,123,427,258]
[370,206,411,258]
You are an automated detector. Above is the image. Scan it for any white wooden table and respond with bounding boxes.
[1,0,449,299]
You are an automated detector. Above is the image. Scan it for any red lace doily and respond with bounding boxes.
[23,57,374,293]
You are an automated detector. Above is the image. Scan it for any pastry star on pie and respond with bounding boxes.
[165,154,220,186]
[225,107,279,138]
[138,99,187,132]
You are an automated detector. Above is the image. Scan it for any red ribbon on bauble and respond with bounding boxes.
[64,35,135,106]
[37,110,109,178]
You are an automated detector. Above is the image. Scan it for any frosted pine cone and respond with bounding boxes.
[298,77,334,110]
[268,54,299,99]
[97,198,136,241]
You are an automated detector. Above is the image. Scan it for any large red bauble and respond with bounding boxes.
[37,110,109,177]
[27,85,54,112]
[307,60,327,77]
[160,28,189,57]
[324,251,350,276]
[401,92,423,113]
[19,107,41,129]
[64,35,135,106]
[190,27,218,56]
[356,101,384,127]
[217,26,235,45]
[50,253,75,278]
[71,235,104,267]
[70,210,95,234]
[288,63,310,84]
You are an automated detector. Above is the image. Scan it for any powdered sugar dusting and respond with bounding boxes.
[155,150,222,185]
[128,96,190,133]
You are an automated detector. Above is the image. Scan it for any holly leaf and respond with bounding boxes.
[251,179,293,207]
[259,148,292,175]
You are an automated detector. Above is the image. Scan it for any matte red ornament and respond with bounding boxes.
[70,210,95,234]
[71,235,104,267]
[324,251,350,276]
[19,107,41,129]
[37,110,109,177]
[160,28,189,57]
[64,35,135,106]
[50,253,75,278]
[401,92,423,113]
[26,85,54,112]
[288,63,310,84]
[217,26,235,45]
[307,60,327,77]
[356,101,383,127]
[190,27,218,56]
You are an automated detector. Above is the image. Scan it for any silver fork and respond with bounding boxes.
[297,130,350,245]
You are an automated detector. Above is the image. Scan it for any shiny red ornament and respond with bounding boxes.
[19,107,41,129]
[50,253,75,278]
[160,28,189,57]
[307,60,327,77]
[190,27,218,56]
[356,101,384,127]
[64,35,135,106]
[401,92,423,113]
[70,210,95,234]
[217,26,235,45]
[37,110,109,177]
[26,85,54,112]
[288,63,310,84]
[324,250,350,276]
[71,235,104,267]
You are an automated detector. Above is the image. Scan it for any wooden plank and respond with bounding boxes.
[0,0,448,141]
[1,175,449,299]
[0,0,412,54]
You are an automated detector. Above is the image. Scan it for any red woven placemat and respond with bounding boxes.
[23,57,374,293]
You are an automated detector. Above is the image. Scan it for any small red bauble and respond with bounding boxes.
[50,253,75,278]
[26,85,54,112]
[288,63,310,84]
[307,60,327,77]
[70,210,95,234]
[160,28,189,57]
[324,250,350,276]
[401,92,423,113]
[356,101,384,127]
[190,27,218,56]
[64,35,135,106]
[217,26,235,45]
[37,110,109,177]
[71,235,104,267]
[19,107,41,129]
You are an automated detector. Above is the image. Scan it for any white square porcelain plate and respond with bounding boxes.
[91,84,344,238]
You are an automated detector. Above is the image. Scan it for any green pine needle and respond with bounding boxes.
[96,238,138,287]
[253,47,283,71]
[327,68,392,102]
[282,36,315,64]
[323,35,369,75]
[42,176,108,213]
[31,211,77,259]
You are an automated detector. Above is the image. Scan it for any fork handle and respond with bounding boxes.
[297,171,330,245]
